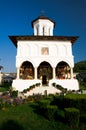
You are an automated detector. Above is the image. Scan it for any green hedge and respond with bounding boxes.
[64,107,80,128]
[45,105,57,121]
[55,109,65,122]
[37,99,58,120]
[52,95,65,109]
[56,84,64,91]
[37,99,51,115]
[38,99,51,107]
[52,94,86,111]
[11,90,18,98]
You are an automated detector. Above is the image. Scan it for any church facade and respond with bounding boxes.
[9,15,79,92]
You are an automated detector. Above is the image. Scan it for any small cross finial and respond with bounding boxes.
[41,10,45,16]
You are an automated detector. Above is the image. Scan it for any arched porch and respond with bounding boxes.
[19,61,34,79]
[56,61,73,79]
[37,61,53,85]
[16,61,73,82]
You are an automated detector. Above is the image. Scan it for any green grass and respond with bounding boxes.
[0,103,71,130]
[0,87,9,92]
[0,81,86,130]
[0,98,86,130]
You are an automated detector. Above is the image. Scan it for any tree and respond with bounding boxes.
[0,66,3,72]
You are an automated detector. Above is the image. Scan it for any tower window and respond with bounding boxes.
[49,28,50,36]
[43,27,45,36]
[37,27,38,35]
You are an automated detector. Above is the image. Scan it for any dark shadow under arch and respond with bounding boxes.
[38,61,53,85]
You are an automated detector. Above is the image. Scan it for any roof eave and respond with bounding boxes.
[9,36,79,47]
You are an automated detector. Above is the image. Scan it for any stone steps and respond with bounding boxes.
[24,86,61,96]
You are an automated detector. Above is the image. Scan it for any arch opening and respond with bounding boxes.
[56,61,71,79]
[38,61,53,85]
[20,61,34,79]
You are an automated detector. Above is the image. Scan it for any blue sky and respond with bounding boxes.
[0,0,86,72]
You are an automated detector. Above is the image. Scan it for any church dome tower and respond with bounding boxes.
[32,15,55,36]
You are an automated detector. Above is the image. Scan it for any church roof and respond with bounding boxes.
[9,35,79,47]
[31,15,56,28]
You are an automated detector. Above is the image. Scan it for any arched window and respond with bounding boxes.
[36,26,39,35]
[49,28,50,36]
[43,26,45,36]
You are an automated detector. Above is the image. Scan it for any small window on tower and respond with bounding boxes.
[41,47,49,55]
[37,27,38,35]
[43,27,45,36]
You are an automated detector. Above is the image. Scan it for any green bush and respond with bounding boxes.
[52,95,65,109]
[55,109,65,122]
[52,94,86,112]
[45,105,57,121]
[52,83,56,87]
[64,94,86,112]
[80,113,86,123]
[64,107,80,128]
[56,84,64,91]
[44,95,54,102]
[37,99,51,115]
[11,90,18,98]
[38,98,51,106]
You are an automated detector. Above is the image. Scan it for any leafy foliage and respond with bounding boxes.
[74,60,86,72]
[45,105,57,121]
[64,107,80,128]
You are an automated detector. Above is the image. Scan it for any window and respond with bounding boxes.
[43,27,45,36]
[41,47,49,55]
[37,27,38,35]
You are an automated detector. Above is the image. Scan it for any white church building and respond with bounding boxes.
[9,15,79,94]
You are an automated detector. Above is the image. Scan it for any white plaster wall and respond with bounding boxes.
[16,40,74,68]
[12,79,79,92]
[49,79,79,90]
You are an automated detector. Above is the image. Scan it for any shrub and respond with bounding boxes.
[45,94,54,102]
[37,99,51,115]
[64,107,80,128]
[56,84,64,91]
[65,94,86,112]
[55,109,65,122]
[52,83,56,87]
[45,105,58,121]
[52,95,65,109]
[38,99,51,108]
[11,90,18,98]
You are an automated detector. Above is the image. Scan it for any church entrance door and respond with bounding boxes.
[42,75,47,85]
[38,61,53,85]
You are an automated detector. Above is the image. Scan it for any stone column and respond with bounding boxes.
[70,67,73,79]
[0,71,3,84]
[34,67,37,79]
[53,67,55,79]
[17,67,20,79]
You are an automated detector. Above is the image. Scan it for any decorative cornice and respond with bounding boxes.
[9,35,79,47]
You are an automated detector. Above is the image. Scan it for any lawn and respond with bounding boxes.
[0,82,86,130]
[0,103,71,130]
